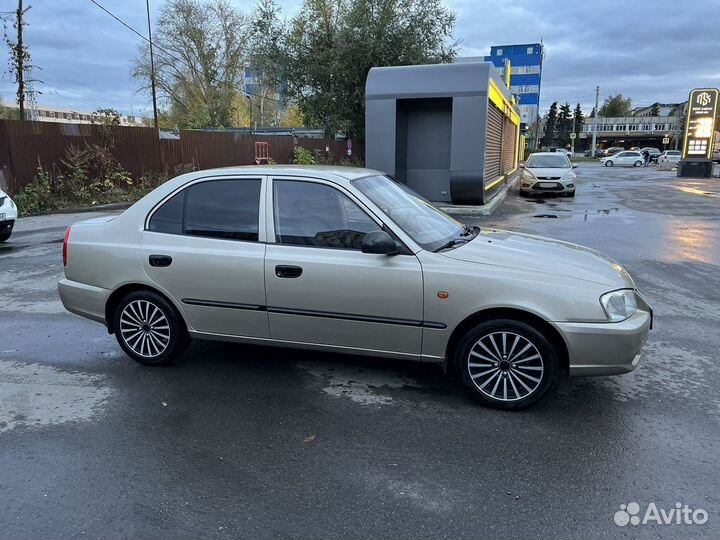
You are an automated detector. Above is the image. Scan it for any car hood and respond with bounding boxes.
[442,229,634,288]
[526,167,572,178]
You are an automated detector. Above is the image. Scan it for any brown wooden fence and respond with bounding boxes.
[0,120,363,193]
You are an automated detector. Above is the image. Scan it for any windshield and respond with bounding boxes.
[353,175,466,252]
[526,154,571,168]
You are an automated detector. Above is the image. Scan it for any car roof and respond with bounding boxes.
[528,152,568,157]
[182,165,382,182]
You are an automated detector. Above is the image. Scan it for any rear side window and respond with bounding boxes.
[149,190,184,234]
[148,179,261,241]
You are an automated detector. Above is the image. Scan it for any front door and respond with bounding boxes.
[264,177,424,357]
[142,176,269,338]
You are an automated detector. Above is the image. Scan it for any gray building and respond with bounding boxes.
[365,62,520,205]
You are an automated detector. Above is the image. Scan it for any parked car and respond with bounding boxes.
[520,152,576,197]
[600,151,645,167]
[604,147,625,156]
[584,148,605,158]
[59,166,652,410]
[553,149,573,157]
[0,187,18,242]
[657,150,682,166]
[712,148,719,163]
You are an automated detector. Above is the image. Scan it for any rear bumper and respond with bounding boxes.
[557,309,651,376]
[58,278,110,326]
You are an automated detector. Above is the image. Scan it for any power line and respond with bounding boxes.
[87,0,285,104]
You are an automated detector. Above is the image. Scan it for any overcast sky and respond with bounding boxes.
[1,0,718,118]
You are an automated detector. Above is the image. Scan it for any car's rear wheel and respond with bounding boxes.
[605,160,614,167]
[113,290,190,366]
[634,160,643,167]
[455,319,559,410]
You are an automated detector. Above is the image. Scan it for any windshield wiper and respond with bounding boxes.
[461,224,480,237]
[433,237,471,252]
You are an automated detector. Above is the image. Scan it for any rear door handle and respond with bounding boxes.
[275,265,302,278]
[149,254,173,267]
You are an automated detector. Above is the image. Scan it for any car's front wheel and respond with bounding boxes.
[455,319,559,409]
[0,230,10,243]
[605,160,614,167]
[113,290,190,366]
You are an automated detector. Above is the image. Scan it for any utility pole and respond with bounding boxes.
[590,85,600,156]
[14,0,28,121]
[571,114,576,155]
[145,0,160,135]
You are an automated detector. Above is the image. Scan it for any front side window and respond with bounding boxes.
[148,178,261,241]
[273,180,378,249]
[353,175,465,252]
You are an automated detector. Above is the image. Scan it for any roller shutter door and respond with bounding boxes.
[502,117,517,174]
[484,102,503,186]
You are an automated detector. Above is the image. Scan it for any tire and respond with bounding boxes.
[113,290,190,366]
[634,160,643,167]
[0,230,10,243]
[455,319,559,410]
[605,160,614,167]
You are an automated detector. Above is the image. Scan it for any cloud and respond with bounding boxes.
[1,0,717,118]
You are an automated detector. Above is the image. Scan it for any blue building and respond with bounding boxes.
[483,43,544,127]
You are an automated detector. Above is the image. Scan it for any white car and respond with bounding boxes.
[599,151,644,167]
[553,149,573,157]
[520,152,577,197]
[657,150,682,166]
[0,187,18,242]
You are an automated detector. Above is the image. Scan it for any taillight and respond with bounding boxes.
[63,226,71,267]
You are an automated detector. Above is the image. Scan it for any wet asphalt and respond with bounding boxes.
[0,162,719,539]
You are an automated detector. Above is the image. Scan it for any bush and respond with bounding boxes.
[13,167,55,214]
[292,146,315,165]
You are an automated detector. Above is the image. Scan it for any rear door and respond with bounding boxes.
[263,176,424,357]
[141,176,269,338]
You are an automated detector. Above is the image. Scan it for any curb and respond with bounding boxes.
[23,201,134,217]
[434,175,519,217]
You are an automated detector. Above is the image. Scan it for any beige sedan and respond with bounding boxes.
[59,166,652,409]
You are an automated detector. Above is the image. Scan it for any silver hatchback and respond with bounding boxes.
[59,166,652,409]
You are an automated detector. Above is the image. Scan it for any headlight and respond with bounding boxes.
[521,170,536,182]
[600,289,637,322]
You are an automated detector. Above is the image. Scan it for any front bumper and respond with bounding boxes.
[520,180,575,194]
[58,278,111,325]
[556,308,652,376]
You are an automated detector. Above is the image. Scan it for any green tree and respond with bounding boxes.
[598,94,632,117]
[573,102,585,139]
[251,0,458,139]
[556,102,572,146]
[132,0,252,128]
[541,101,558,148]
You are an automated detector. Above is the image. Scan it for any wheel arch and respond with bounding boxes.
[445,307,569,375]
[105,283,186,334]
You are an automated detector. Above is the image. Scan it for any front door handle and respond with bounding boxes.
[149,254,173,267]
[275,265,303,278]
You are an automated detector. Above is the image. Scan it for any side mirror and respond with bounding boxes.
[572,164,578,169]
[362,230,400,255]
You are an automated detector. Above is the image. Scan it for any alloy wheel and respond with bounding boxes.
[119,300,171,358]
[466,331,544,402]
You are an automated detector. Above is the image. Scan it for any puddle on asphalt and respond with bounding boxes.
[0,359,111,433]
[298,360,422,406]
